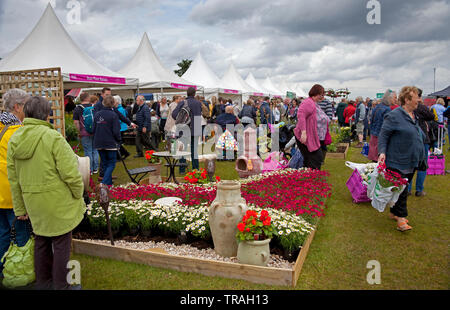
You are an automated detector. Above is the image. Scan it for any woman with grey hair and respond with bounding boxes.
[7,96,85,289]
[368,89,396,162]
[0,89,31,279]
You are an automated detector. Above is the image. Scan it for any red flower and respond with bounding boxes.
[237,222,245,232]
[215,176,221,182]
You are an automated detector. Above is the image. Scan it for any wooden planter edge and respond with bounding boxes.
[72,227,317,287]
[327,143,349,159]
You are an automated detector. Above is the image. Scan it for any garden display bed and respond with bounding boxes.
[72,226,316,287]
[327,143,349,159]
[77,169,331,287]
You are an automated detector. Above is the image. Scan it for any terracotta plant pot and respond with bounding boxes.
[237,238,271,266]
[208,180,248,257]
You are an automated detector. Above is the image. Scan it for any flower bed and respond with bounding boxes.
[80,168,331,257]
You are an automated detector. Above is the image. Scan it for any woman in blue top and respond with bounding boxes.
[378,86,426,232]
[94,96,121,186]
[114,95,131,159]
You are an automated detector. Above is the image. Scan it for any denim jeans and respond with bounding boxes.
[0,209,31,276]
[408,143,429,193]
[98,150,117,186]
[81,135,99,172]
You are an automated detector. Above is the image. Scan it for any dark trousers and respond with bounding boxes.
[34,231,72,290]
[296,138,323,170]
[388,168,415,218]
[191,135,199,170]
[136,130,155,155]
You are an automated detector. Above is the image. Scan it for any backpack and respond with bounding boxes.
[201,101,210,118]
[77,104,94,134]
[175,101,191,126]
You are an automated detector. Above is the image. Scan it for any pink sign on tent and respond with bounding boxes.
[224,89,239,94]
[170,83,197,90]
[253,93,264,96]
[69,73,126,85]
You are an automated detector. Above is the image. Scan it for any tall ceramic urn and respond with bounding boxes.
[209,180,248,257]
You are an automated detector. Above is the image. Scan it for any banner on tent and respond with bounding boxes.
[253,92,264,96]
[69,73,126,85]
[170,83,197,90]
[224,89,239,94]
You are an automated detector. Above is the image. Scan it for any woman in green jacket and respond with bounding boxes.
[7,96,85,290]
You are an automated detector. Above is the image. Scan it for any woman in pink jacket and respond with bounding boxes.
[294,84,329,170]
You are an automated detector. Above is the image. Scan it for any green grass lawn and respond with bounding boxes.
[71,139,449,290]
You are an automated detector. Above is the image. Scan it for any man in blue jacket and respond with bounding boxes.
[172,87,202,170]
[260,97,274,125]
[134,95,155,157]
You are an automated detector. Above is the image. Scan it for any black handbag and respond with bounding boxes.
[417,159,428,172]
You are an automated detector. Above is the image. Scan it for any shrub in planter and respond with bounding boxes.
[124,208,141,235]
[65,114,78,142]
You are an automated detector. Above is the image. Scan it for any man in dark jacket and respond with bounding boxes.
[171,87,202,170]
[239,99,257,126]
[259,97,274,124]
[217,105,240,131]
[134,95,155,157]
[336,99,347,127]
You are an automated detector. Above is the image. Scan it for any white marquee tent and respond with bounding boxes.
[261,77,283,97]
[244,73,270,97]
[0,4,138,89]
[182,51,241,102]
[220,63,265,104]
[291,83,308,98]
[118,32,201,98]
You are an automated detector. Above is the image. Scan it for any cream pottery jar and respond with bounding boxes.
[208,180,248,257]
[237,239,271,266]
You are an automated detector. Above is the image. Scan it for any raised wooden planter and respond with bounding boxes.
[326,143,349,159]
[72,227,316,287]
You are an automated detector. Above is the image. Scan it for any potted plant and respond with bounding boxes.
[235,210,276,266]
[145,150,162,184]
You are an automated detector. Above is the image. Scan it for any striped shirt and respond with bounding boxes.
[318,100,333,120]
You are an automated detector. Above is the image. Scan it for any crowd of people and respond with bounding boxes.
[0,83,448,290]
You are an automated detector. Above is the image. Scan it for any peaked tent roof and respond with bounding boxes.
[244,73,270,96]
[277,80,297,96]
[261,77,283,97]
[118,33,200,91]
[220,63,260,95]
[291,83,308,97]
[0,4,137,88]
[428,85,450,98]
[182,52,222,89]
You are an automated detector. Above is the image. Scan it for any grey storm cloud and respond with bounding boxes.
[190,0,450,43]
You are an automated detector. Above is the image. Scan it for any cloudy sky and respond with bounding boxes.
[1,0,449,98]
